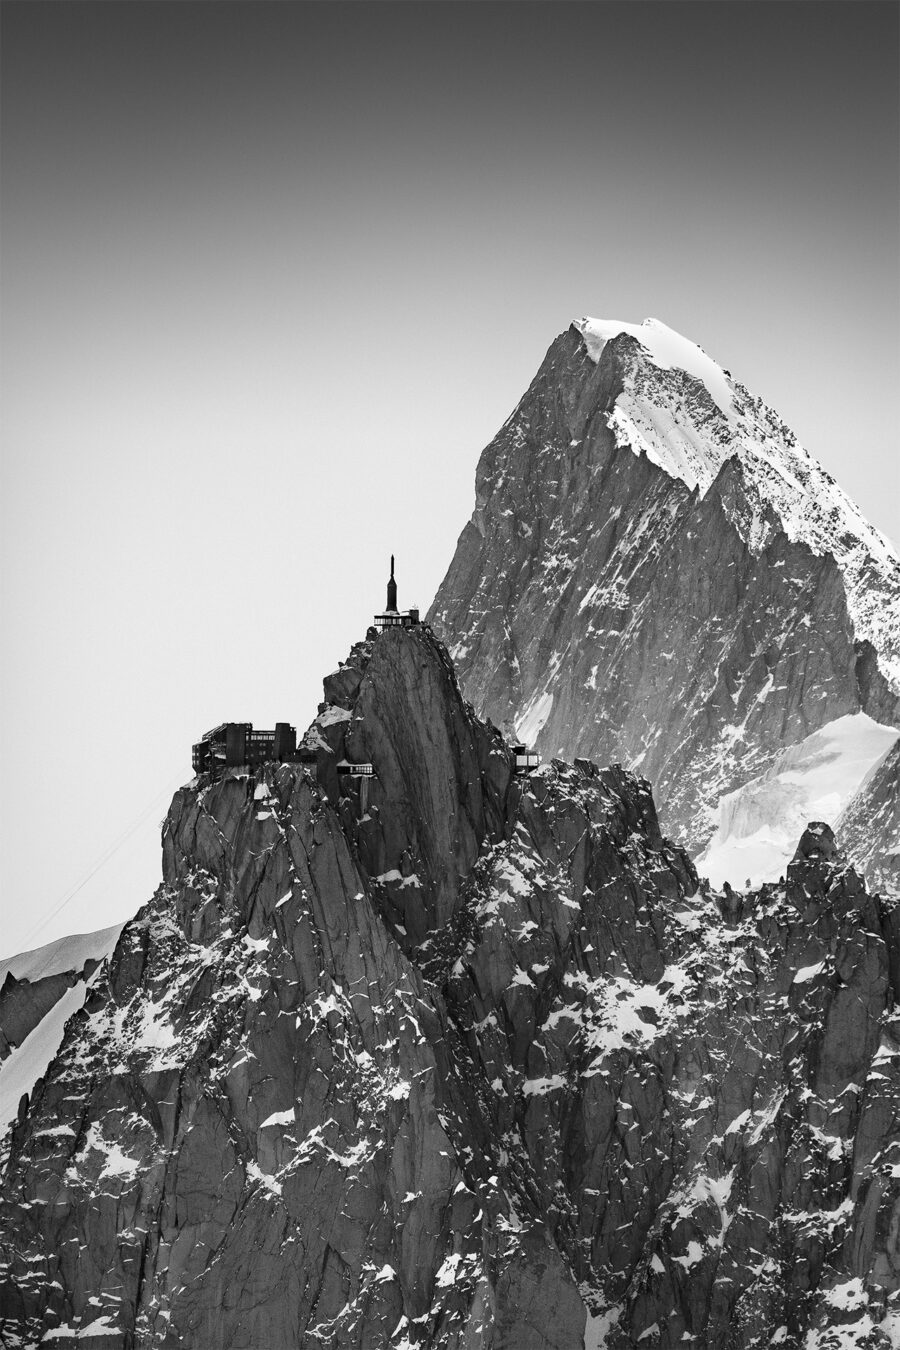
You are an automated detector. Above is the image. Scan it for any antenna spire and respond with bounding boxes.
[386,555,398,612]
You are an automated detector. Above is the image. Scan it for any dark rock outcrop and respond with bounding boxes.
[1,627,898,1346]
[0,971,79,1063]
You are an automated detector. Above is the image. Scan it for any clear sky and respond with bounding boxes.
[2,1,898,958]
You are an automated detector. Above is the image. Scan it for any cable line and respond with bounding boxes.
[17,773,185,952]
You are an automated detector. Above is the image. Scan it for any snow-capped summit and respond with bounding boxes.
[574,315,735,416]
[576,316,900,687]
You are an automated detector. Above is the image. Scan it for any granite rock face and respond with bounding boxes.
[428,323,900,870]
[1,627,899,1347]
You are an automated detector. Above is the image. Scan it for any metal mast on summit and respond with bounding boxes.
[374,556,420,630]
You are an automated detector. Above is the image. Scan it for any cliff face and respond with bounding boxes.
[427,323,900,871]
[1,628,899,1347]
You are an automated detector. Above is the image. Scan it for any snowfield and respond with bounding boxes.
[698,713,899,888]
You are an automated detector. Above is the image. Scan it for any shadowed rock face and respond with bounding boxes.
[427,326,900,862]
[0,972,79,1064]
[1,629,899,1347]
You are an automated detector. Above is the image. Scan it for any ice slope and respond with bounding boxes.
[0,925,123,1142]
[698,712,898,888]
[574,316,900,689]
[0,923,123,987]
[0,980,95,1136]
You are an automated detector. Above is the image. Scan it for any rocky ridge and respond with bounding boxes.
[427,320,900,874]
[1,626,899,1347]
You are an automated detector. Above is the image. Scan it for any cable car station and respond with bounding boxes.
[191,558,540,782]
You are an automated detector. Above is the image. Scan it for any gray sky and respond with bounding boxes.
[2,1,897,957]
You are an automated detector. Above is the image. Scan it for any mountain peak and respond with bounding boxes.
[569,314,900,688]
[430,313,900,878]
